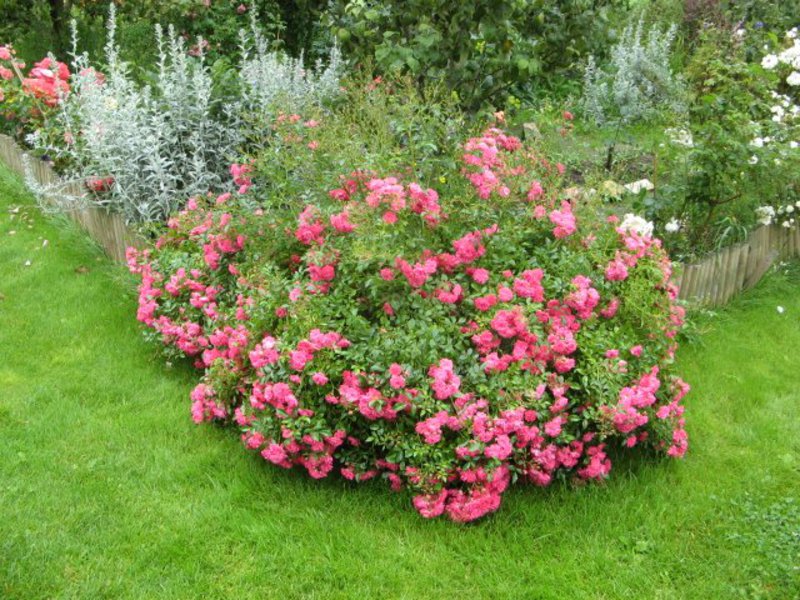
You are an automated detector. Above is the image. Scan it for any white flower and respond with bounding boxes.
[749,155,759,165]
[623,179,655,194]
[761,54,779,69]
[664,127,694,147]
[755,205,775,226]
[787,71,800,86]
[619,213,654,238]
[779,42,800,66]
[786,204,795,213]
[736,28,746,38]
[782,221,793,228]
[750,137,765,148]
[664,218,681,233]
[788,28,798,40]
[777,306,785,314]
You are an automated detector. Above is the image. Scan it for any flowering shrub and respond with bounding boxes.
[755,200,800,229]
[759,28,800,100]
[0,45,69,137]
[128,124,689,522]
[645,27,800,258]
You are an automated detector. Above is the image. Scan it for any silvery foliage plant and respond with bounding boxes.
[28,4,341,224]
[238,11,342,123]
[582,18,685,125]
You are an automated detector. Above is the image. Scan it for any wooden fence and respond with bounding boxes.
[1,133,798,306]
[674,223,800,305]
[0,134,140,262]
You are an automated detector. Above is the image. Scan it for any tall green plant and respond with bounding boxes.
[326,0,628,111]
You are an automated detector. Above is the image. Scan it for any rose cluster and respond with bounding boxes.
[128,126,689,522]
[1,44,77,136]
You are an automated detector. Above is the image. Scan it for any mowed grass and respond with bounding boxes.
[1,164,798,600]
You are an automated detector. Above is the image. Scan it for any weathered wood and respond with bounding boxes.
[670,218,797,307]
[722,245,740,305]
[716,246,731,306]
[678,263,695,301]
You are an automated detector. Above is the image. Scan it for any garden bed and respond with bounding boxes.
[2,131,798,308]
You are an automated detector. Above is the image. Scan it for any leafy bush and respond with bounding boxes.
[109,0,326,63]
[243,73,468,206]
[582,18,685,125]
[326,0,627,110]
[128,123,689,522]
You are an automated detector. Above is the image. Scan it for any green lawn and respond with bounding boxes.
[1,164,798,600]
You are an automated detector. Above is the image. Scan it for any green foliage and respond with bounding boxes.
[0,0,59,62]
[2,1,330,71]
[326,0,629,110]
[247,73,468,195]
[726,0,800,32]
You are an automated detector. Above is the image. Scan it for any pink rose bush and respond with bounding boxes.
[128,126,689,522]
[21,56,71,107]
[0,44,74,139]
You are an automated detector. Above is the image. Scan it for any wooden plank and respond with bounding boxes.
[717,246,733,305]
[680,263,696,302]
[706,255,718,305]
[707,254,720,306]
[794,225,800,257]
[678,263,690,301]
[695,258,710,305]
[745,227,763,282]
[717,248,730,306]
[724,245,742,304]
[735,244,750,294]
[743,249,779,291]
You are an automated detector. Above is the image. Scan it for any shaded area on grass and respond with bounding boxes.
[0,165,798,599]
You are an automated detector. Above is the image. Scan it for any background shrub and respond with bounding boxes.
[582,17,685,125]
[326,0,629,110]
